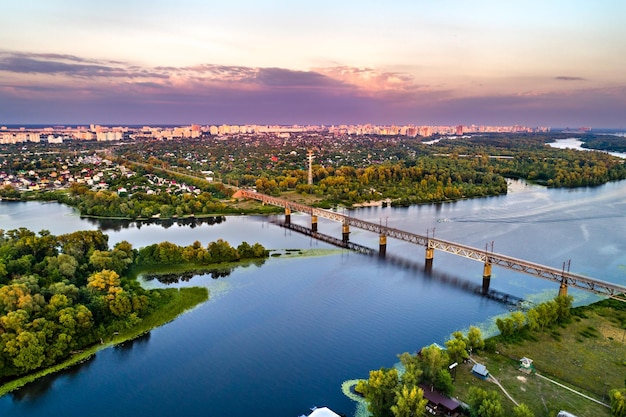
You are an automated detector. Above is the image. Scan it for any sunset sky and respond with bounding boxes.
[1,1,625,127]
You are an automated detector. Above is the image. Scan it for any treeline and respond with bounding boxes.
[581,135,626,153]
[495,295,573,338]
[136,239,268,266]
[432,136,626,188]
[252,135,626,206]
[256,157,508,206]
[0,228,267,380]
[35,183,277,219]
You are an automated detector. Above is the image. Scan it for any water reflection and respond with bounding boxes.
[8,355,96,402]
[113,332,151,358]
[83,215,226,232]
[142,259,266,284]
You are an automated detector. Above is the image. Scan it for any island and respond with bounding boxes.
[0,228,268,395]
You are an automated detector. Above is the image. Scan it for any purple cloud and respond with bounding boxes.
[555,76,586,81]
[1,50,625,128]
[0,51,168,79]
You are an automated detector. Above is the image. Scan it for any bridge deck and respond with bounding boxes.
[239,190,626,302]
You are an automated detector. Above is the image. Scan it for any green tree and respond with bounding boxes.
[554,295,573,323]
[359,367,399,417]
[418,344,449,386]
[434,368,454,396]
[445,336,468,364]
[526,308,540,331]
[398,352,423,387]
[3,330,46,373]
[611,388,626,417]
[467,326,485,351]
[477,399,505,417]
[467,387,504,417]
[391,385,428,417]
[513,403,535,417]
[511,311,526,331]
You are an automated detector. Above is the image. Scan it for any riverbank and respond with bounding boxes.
[0,286,208,398]
[443,299,624,416]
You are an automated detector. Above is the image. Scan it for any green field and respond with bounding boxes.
[452,300,626,417]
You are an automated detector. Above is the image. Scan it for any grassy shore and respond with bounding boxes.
[0,286,208,398]
[451,299,625,417]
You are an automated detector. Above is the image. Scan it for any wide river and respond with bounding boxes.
[1,180,625,417]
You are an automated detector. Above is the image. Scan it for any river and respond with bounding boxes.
[0,179,625,417]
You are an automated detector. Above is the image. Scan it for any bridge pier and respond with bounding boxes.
[342,223,350,244]
[379,234,387,258]
[311,215,318,233]
[285,207,291,225]
[482,262,492,293]
[558,279,568,297]
[425,246,434,270]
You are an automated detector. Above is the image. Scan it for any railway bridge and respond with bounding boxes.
[237,190,626,302]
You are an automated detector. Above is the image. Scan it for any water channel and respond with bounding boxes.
[0,179,625,417]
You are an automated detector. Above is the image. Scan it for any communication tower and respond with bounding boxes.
[307,150,315,185]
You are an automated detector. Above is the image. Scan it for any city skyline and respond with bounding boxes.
[1,1,625,128]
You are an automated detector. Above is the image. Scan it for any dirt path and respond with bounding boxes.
[535,373,610,408]
[488,373,519,406]
[470,357,519,406]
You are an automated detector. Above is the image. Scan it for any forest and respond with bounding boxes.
[0,227,268,380]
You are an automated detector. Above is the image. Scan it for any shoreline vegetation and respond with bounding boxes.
[353,296,626,417]
[0,286,207,398]
[0,228,270,398]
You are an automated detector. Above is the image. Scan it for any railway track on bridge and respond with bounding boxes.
[239,190,626,302]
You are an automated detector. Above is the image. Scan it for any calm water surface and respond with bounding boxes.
[1,180,625,417]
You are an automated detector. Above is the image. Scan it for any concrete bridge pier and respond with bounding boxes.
[558,278,568,297]
[342,223,350,244]
[285,207,291,225]
[424,246,435,273]
[482,262,492,293]
[379,234,387,258]
[311,215,318,233]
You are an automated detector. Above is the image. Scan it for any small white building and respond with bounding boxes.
[520,357,533,369]
[306,407,341,417]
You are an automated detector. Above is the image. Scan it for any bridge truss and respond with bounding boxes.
[239,190,626,302]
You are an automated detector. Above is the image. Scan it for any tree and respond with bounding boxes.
[58,230,109,263]
[0,282,45,315]
[611,389,626,417]
[554,295,573,323]
[525,308,540,331]
[467,326,485,351]
[398,352,423,387]
[434,368,454,396]
[3,330,46,373]
[511,311,526,331]
[513,403,535,417]
[391,385,428,417]
[359,367,399,417]
[418,344,449,386]
[106,287,132,317]
[467,387,504,417]
[477,399,505,417]
[496,317,515,337]
[535,301,558,330]
[87,269,121,292]
[445,336,468,364]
